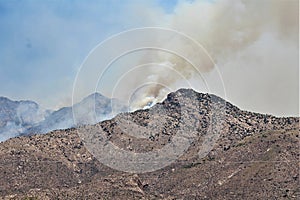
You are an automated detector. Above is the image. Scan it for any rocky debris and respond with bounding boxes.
[0,89,299,199]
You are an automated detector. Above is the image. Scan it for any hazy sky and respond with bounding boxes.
[0,0,176,108]
[0,0,298,117]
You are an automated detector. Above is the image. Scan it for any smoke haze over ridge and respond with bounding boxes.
[104,0,298,116]
[0,0,298,116]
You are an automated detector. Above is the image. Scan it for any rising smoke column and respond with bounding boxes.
[130,0,298,109]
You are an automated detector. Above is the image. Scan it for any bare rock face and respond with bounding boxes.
[0,89,298,199]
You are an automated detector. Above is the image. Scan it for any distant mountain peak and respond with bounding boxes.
[0,92,129,140]
[84,92,106,100]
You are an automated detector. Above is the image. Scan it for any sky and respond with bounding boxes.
[0,0,173,108]
[0,0,298,117]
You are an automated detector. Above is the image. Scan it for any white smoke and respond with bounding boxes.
[170,0,298,61]
[16,102,48,125]
[128,0,298,115]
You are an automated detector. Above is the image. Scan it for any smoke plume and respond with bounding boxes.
[129,0,298,113]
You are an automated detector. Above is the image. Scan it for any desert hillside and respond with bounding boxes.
[0,89,299,199]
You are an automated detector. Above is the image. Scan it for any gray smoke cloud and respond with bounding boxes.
[171,0,298,59]
[126,0,298,116]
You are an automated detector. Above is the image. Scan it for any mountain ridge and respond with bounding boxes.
[0,92,128,141]
[0,88,298,199]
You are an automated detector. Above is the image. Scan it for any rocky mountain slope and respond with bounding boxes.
[0,89,298,199]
